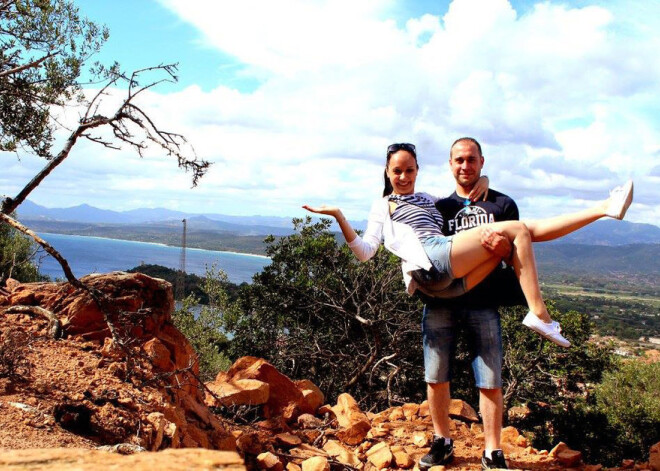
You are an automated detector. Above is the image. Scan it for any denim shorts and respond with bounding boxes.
[413,235,467,298]
[422,305,503,388]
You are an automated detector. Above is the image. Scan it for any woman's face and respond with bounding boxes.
[386,150,418,195]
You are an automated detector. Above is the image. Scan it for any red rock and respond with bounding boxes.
[296,413,323,429]
[366,442,392,470]
[402,403,419,420]
[205,379,270,408]
[275,433,302,447]
[419,400,430,417]
[257,452,284,471]
[322,440,360,467]
[557,449,582,467]
[448,399,479,422]
[549,442,570,458]
[295,379,324,414]
[389,407,405,421]
[143,338,175,371]
[621,459,635,469]
[223,357,305,421]
[301,456,329,471]
[331,393,371,445]
[5,278,20,291]
[650,441,660,471]
[500,426,520,445]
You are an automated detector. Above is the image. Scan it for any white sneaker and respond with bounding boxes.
[522,311,571,347]
[606,180,633,220]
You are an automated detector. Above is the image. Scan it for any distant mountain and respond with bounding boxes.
[15,200,660,244]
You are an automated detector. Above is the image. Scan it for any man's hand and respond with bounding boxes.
[480,227,512,260]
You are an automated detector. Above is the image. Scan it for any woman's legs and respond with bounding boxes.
[450,221,550,321]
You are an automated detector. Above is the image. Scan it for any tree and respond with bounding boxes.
[223,217,425,408]
[0,212,41,282]
[172,266,233,382]
[1,0,110,157]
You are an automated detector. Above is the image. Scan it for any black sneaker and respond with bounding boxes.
[481,449,508,469]
[419,437,453,468]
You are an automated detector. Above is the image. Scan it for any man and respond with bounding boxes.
[418,137,525,470]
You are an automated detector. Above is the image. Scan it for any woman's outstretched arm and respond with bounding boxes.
[302,204,357,243]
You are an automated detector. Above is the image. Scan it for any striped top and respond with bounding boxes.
[388,193,445,241]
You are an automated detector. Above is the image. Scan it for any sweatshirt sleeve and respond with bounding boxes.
[347,199,385,261]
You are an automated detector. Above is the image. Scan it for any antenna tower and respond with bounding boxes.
[176,218,187,300]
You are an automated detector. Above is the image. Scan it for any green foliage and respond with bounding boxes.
[172,266,234,382]
[224,217,424,408]
[127,263,243,302]
[0,214,42,282]
[594,360,660,459]
[0,0,111,157]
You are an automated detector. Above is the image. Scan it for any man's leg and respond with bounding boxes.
[480,387,503,451]
[428,381,451,437]
[420,305,456,468]
[465,308,507,468]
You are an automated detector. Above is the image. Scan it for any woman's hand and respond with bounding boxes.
[302,204,342,219]
[469,175,489,202]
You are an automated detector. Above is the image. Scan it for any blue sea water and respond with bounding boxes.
[35,233,270,284]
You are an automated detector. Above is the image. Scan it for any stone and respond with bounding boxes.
[507,405,531,421]
[143,338,175,372]
[236,433,263,455]
[286,463,302,471]
[428,466,446,471]
[393,448,414,468]
[331,393,371,445]
[295,379,324,414]
[650,442,660,471]
[0,448,244,470]
[556,449,582,467]
[402,403,420,420]
[366,442,392,470]
[448,399,479,422]
[418,400,430,417]
[222,357,306,421]
[275,433,302,447]
[257,452,284,471]
[500,426,520,445]
[323,440,361,467]
[515,435,528,448]
[205,378,270,408]
[146,412,167,451]
[297,413,324,429]
[621,459,635,469]
[389,407,405,421]
[549,442,570,458]
[583,465,603,471]
[413,431,430,447]
[301,456,330,471]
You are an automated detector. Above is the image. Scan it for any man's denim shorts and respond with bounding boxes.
[412,235,467,298]
[422,305,503,388]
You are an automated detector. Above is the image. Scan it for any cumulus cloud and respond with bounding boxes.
[4,0,659,226]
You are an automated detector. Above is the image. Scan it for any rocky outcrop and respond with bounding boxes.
[0,448,244,470]
[0,272,234,451]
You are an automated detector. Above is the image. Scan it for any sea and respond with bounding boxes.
[35,233,271,284]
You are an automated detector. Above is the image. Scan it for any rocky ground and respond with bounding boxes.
[0,273,658,471]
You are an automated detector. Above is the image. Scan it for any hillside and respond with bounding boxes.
[2,273,657,469]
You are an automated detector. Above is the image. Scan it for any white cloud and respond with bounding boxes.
[5,0,659,227]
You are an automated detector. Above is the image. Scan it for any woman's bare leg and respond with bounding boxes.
[525,203,606,242]
[450,221,550,322]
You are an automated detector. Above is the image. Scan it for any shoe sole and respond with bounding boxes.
[522,316,570,347]
[616,181,634,220]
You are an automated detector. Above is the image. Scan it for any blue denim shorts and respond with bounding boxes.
[413,236,467,298]
[422,306,503,388]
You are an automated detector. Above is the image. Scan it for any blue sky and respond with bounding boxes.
[2,0,659,225]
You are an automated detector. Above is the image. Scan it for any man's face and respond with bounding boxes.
[449,140,485,189]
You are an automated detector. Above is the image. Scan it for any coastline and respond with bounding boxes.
[37,231,270,260]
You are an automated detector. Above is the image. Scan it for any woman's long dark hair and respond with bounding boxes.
[383,143,418,197]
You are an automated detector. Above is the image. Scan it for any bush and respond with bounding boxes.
[172,265,233,382]
[1,216,42,283]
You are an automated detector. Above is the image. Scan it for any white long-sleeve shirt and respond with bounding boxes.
[347,192,442,294]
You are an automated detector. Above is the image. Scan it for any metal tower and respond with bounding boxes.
[176,218,187,300]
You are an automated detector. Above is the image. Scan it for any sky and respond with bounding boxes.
[2,0,659,225]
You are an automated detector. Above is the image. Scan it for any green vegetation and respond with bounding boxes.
[0,216,42,282]
[171,266,235,382]
[1,0,110,157]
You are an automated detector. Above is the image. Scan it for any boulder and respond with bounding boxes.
[295,379,324,414]
[331,393,371,445]
[366,442,392,470]
[650,441,660,471]
[205,379,270,408]
[301,456,330,471]
[220,357,306,421]
[500,426,520,445]
[448,399,479,422]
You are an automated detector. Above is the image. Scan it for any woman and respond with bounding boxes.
[303,143,634,347]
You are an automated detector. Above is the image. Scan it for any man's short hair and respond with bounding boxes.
[450,137,483,157]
